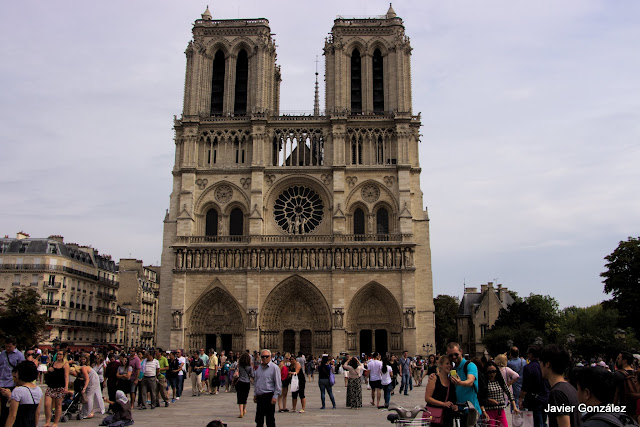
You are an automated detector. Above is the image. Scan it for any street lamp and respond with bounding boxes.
[422,343,434,354]
[534,336,543,346]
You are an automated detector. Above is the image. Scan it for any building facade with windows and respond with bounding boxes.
[158,6,435,356]
[0,233,119,347]
[117,260,160,348]
[456,282,515,358]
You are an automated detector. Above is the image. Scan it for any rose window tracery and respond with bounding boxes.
[274,186,324,234]
[361,184,380,203]
[215,185,233,203]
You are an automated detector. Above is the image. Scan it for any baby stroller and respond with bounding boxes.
[53,390,82,423]
[57,377,85,422]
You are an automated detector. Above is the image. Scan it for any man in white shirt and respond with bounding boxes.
[367,352,383,408]
[176,349,186,400]
[140,351,160,409]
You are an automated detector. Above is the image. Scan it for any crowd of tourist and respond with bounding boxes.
[1,335,640,427]
[423,343,640,427]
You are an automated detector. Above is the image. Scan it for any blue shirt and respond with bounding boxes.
[456,358,482,415]
[0,350,25,387]
[254,361,282,398]
[507,357,526,394]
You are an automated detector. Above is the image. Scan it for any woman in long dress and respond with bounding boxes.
[342,356,362,409]
[71,353,105,419]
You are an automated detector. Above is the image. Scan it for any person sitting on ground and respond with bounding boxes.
[101,390,133,427]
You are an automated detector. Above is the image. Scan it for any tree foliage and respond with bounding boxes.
[601,237,640,336]
[0,288,47,349]
[558,303,638,359]
[483,293,560,355]
[434,294,459,354]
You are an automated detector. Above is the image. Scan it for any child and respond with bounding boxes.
[101,390,133,427]
[0,361,43,427]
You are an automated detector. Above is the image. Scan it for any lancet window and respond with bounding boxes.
[272,129,324,167]
[354,208,365,239]
[376,207,389,238]
[197,130,251,167]
[205,209,218,236]
[211,50,225,116]
[229,208,244,236]
[372,49,384,113]
[351,49,362,113]
[348,128,395,165]
[234,49,248,115]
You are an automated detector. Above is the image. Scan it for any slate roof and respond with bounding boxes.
[457,287,515,317]
[0,237,117,272]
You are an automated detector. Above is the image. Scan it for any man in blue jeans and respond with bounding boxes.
[399,350,412,395]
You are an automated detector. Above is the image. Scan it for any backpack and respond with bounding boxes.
[622,370,640,400]
[587,413,639,427]
[462,360,488,405]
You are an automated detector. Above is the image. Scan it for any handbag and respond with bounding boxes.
[329,367,335,386]
[426,381,449,424]
[290,373,299,393]
[231,369,240,386]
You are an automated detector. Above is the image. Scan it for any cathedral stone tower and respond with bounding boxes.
[158,5,435,357]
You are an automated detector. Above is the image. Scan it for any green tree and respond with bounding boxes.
[601,237,640,336]
[0,288,48,349]
[434,294,459,353]
[483,293,560,355]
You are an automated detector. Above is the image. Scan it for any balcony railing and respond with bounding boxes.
[41,300,60,307]
[44,281,61,290]
[0,264,118,287]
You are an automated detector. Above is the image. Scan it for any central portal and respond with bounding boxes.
[259,275,332,355]
[206,334,233,353]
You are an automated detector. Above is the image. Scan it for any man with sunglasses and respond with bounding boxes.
[0,337,25,426]
[254,349,282,427]
[447,342,482,424]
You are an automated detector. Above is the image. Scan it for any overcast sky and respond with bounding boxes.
[1,1,638,308]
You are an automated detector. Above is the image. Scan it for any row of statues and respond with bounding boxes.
[175,246,415,270]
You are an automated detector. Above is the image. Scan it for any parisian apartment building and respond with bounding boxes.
[0,232,159,350]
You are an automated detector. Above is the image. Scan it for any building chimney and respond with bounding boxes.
[16,231,30,240]
[481,284,488,293]
[48,235,64,243]
[465,287,478,294]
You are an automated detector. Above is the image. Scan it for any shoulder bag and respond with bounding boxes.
[426,380,449,425]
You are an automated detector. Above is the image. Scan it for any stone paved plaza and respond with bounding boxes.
[34,379,521,426]
[34,380,437,427]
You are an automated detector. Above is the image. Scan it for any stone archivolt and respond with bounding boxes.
[259,276,332,352]
[187,286,245,350]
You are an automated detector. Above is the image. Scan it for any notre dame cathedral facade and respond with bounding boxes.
[158,5,435,357]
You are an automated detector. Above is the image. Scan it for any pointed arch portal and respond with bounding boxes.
[346,282,402,356]
[188,287,244,353]
[259,276,332,355]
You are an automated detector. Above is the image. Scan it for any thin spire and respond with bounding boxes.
[313,56,320,116]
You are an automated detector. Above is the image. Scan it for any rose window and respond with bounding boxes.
[274,186,324,234]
